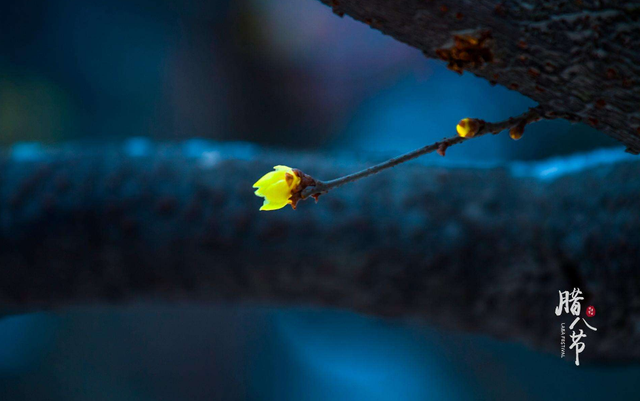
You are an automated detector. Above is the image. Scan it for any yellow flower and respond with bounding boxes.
[253,165,301,211]
[457,118,480,138]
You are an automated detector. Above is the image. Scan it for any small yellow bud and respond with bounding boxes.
[253,165,301,211]
[457,118,480,138]
[509,123,525,140]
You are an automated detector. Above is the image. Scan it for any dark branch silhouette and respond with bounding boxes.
[320,0,640,154]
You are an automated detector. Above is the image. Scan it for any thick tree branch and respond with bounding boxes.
[0,142,639,361]
[320,0,640,154]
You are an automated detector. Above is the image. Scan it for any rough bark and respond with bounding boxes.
[0,142,639,362]
[320,0,640,154]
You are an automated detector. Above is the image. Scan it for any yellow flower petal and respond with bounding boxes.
[289,173,301,189]
[253,171,280,189]
[253,165,300,211]
[262,179,290,203]
[254,173,281,196]
[259,200,289,211]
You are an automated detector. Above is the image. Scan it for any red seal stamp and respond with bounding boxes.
[586,305,596,317]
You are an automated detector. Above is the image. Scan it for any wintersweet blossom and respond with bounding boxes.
[253,165,301,211]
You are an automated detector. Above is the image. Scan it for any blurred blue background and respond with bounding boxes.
[0,0,637,400]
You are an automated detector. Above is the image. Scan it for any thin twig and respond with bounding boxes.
[301,106,554,199]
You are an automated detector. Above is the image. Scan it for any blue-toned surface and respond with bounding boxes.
[1,307,639,400]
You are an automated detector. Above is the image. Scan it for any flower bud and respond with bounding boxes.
[457,118,480,138]
[509,123,525,140]
[253,165,301,211]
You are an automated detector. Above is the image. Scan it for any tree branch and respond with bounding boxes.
[319,0,640,154]
[301,106,550,199]
[1,142,639,361]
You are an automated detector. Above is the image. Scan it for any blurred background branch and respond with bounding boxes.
[0,141,638,361]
